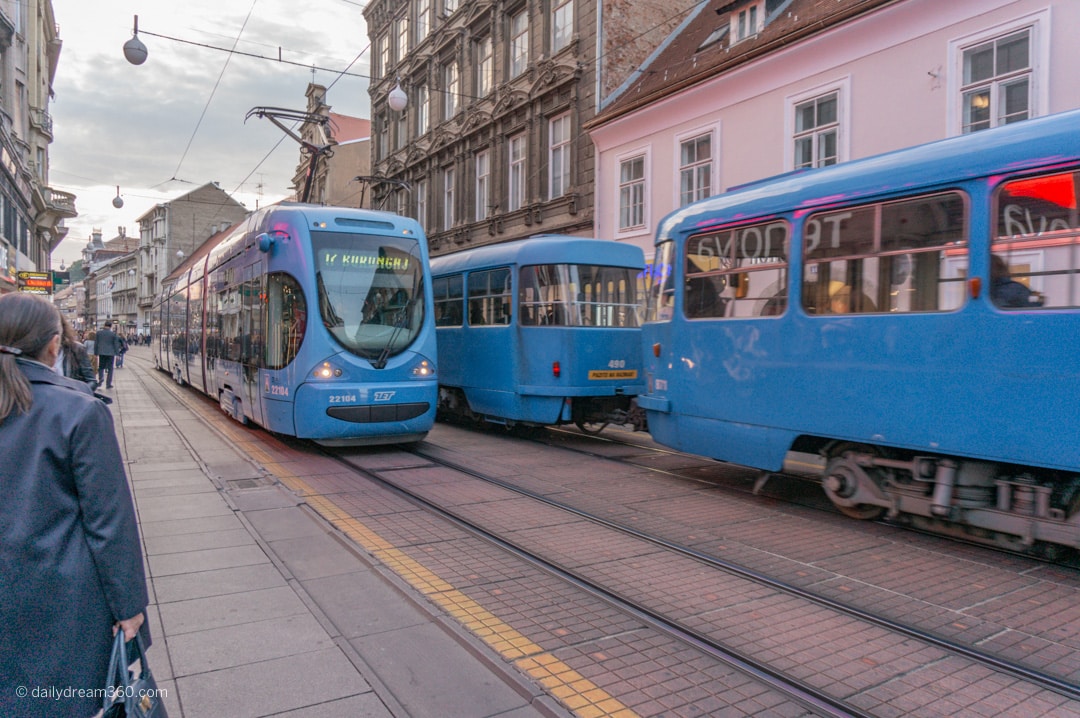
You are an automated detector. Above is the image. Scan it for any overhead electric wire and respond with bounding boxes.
[169,0,259,182]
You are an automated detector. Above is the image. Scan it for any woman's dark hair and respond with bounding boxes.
[0,293,62,421]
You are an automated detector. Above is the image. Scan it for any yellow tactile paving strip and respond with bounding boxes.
[243,444,639,718]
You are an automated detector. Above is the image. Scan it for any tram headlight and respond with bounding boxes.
[411,358,435,377]
[313,361,343,379]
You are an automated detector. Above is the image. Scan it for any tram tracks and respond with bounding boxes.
[402,444,1080,701]
[321,441,1080,716]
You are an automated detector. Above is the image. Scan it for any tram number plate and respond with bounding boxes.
[588,370,638,380]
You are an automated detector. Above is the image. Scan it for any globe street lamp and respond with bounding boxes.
[123,16,148,65]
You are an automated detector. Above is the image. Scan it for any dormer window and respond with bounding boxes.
[731,0,764,43]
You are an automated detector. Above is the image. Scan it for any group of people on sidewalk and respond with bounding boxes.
[0,294,150,718]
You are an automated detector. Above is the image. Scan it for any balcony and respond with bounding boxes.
[30,108,53,138]
[44,187,77,219]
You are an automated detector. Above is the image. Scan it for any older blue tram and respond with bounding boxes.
[640,109,1080,552]
[153,203,437,446]
[430,235,646,432]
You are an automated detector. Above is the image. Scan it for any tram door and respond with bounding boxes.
[240,264,265,428]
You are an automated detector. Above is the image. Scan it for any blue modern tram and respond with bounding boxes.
[430,235,646,432]
[639,109,1080,552]
[152,203,437,446]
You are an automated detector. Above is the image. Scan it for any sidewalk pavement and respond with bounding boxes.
[106,347,557,718]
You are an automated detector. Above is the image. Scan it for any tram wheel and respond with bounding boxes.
[823,444,886,521]
[575,420,609,435]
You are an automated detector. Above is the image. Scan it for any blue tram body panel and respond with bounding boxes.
[431,235,645,428]
[152,203,437,446]
[639,109,1080,551]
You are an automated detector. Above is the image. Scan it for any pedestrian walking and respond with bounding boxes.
[95,320,123,389]
[115,333,129,369]
[84,329,98,375]
[0,293,149,718]
[53,315,97,388]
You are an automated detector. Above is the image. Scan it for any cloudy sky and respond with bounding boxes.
[49,0,371,267]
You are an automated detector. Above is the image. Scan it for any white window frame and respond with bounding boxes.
[946,11,1049,137]
[416,178,428,230]
[508,134,526,212]
[444,62,460,119]
[416,83,429,135]
[376,34,388,79]
[476,150,490,220]
[552,0,573,53]
[510,10,529,78]
[477,36,494,97]
[417,0,431,42]
[617,150,647,232]
[783,77,851,172]
[396,14,409,61]
[549,114,571,199]
[444,0,459,15]
[676,128,714,207]
[444,167,456,230]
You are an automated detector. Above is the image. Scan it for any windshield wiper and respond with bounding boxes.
[372,300,414,369]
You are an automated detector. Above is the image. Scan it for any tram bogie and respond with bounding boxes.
[641,109,1080,554]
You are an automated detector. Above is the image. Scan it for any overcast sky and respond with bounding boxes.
[49,0,371,267]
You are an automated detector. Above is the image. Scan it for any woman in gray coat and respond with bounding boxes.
[0,294,148,718]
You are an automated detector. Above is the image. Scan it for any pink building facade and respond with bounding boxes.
[588,0,1080,260]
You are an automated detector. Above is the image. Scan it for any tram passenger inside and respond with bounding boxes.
[990,254,1044,308]
[684,276,723,318]
[827,281,877,314]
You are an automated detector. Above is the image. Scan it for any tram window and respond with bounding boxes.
[803,192,967,314]
[467,268,511,326]
[520,264,641,327]
[265,273,306,369]
[994,170,1080,309]
[433,274,463,326]
[683,220,789,319]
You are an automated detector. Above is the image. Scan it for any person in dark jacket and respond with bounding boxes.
[0,294,149,718]
[95,319,123,388]
[54,314,97,388]
[990,254,1044,308]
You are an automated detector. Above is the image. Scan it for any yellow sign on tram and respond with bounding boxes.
[588,369,638,380]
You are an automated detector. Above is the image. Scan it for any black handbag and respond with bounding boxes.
[102,631,169,718]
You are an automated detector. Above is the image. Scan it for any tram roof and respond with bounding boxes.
[658,108,1080,241]
[430,235,645,275]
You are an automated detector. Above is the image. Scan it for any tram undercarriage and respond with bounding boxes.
[817,445,1080,554]
[437,386,647,434]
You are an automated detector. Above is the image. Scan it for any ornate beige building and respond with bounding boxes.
[363,0,686,254]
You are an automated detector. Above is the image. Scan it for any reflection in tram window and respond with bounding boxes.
[519,264,641,327]
[684,220,789,318]
[802,193,967,314]
[265,273,306,369]
[994,170,1080,309]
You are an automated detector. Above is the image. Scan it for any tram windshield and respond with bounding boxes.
[311,231,425,361]
[519,264,641,327]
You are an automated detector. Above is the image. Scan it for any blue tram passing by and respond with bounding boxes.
[152,203,437,446]
[639,109,1080,552]
[430,235,646,432]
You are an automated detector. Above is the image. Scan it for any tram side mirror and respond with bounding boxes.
[257,233,275,253]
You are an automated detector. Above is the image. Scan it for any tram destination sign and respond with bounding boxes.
[17,271,52,295]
